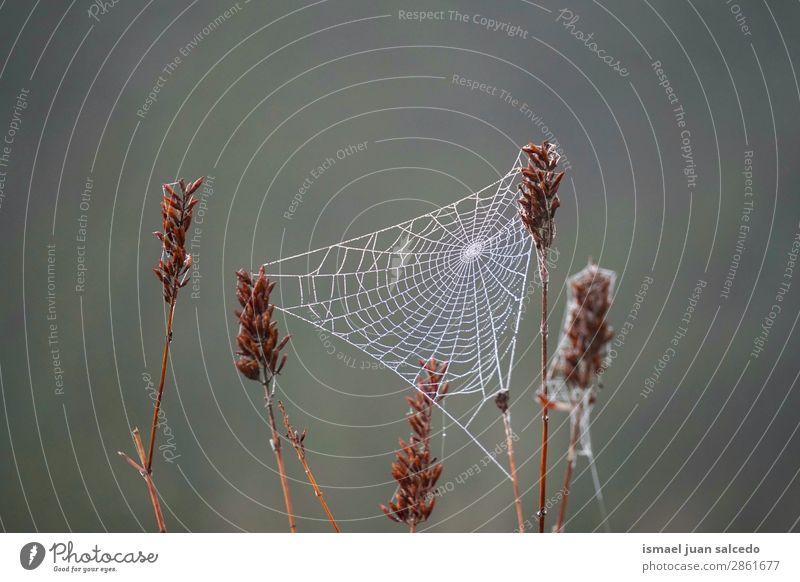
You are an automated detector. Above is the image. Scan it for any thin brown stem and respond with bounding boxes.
[538,257,549,533]
[409,522,417,533]
[119,428,167,532]
[501,410,525,532]
[146,298,175,473]
[555,401,582,533]
[278,402,340,532]
[265,386,296,533]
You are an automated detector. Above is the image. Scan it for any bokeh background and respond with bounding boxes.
[1,0,799,533]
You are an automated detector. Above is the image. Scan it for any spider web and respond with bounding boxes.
[266,153,531,475]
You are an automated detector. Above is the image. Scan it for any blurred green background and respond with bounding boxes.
[1,0,799,532]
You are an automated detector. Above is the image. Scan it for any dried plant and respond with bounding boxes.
[494,390,525,532]
[381,358,449,532]
[552,260,614,390]
[551,260,614,533]
[233,266,296,532]
[146,178,202,472]
[278,401,340,532]
[120,177,202,533]
[517,141,563,253]
[517,141,565,533]
[118,429,166,532]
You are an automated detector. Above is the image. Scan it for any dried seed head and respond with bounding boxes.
[517,141,564,252]
[153,177,203,304]
[494,389,510,414]
[381,358,448,530]
[233,266,291,386]
[553,260,615,389]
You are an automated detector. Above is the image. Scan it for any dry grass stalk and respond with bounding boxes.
[234,266,296,532]
[146,178,202,473]
[517,141,565,533]
[278,401,340,532]
[494,390,525,532]
[381,358,449,532]
[118,429,166,532]
[551,260,614,533]
[120,177,202,533]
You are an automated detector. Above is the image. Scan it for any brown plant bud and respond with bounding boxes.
[553,260,615,389]
[517,141,564,252]
[153,177,203,304]
[233,265,291,387]
[382,358,449,531]
[494,389,510,413]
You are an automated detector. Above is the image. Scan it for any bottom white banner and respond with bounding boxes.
[0,533,797,581]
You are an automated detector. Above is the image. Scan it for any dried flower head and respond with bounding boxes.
[234,266,291,385]
[153,178,203,304]
[494,389,510,413]
[381,358,449,532]
[553,260,615,389]
[517,141,564,252]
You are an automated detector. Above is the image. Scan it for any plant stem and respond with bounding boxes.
[537,254,549,533]
[119,428,167,532]
[278,402,340,532]
[501,410,525,532]
[555,401,582,533]
[293,447,339,532]
[146,298,175,473]
[409,522,417,533]
[265,386,297,533]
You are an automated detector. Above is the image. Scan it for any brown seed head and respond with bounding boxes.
[517,141,564,252]
[553,260,615,389]
[494,389,510,414]
[153,178,203,304]
[233,266,291,386]
[381,358,449,530]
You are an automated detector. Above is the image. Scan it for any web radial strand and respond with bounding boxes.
[264,153,531,475]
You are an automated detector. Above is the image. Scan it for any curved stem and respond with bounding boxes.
[120,428,167,532]
[279,401,340,532]
[266,390,296,533]
[298,454,340,532]
[146,299,175,473]
[555,401,582,533]
[502,410,525,532]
